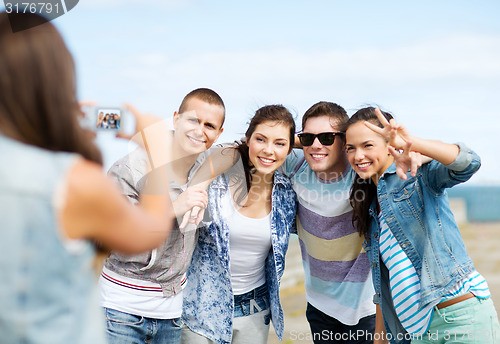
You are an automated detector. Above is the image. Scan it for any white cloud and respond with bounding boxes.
[103,33,500,98]
[82,32,500,121]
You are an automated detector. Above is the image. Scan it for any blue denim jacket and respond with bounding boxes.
[182,171,297,344]
[363,143,481,344]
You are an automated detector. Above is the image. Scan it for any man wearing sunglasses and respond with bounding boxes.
[280,102,376,343]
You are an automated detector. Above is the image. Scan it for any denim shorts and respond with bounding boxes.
[233,283,270,320]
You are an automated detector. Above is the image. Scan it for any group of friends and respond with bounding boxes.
[97,112,121,129]
[1,11,499,344]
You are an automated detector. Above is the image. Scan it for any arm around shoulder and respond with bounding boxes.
[189,147,240,188]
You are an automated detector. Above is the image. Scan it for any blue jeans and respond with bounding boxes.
[105,307,182,344]
[233,283,270,321]
[306,303,376,344]
[180,284,271,344]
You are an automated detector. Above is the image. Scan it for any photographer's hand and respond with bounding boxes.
[116,104,162,141]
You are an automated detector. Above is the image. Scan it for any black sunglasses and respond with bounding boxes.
[297,132,345,146]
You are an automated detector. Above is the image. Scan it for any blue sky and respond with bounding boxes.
[3,1,499,183]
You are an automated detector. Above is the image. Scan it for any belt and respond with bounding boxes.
[436,292,475,310]
[234,283,268,304]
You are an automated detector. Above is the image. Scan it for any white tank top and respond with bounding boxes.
[224,190,272,295]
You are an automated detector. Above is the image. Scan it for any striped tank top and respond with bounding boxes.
[378,214,490,335]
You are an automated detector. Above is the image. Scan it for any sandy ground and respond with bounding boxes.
[268,222,500,344]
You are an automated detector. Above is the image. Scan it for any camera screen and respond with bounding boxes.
[96,109,121,130]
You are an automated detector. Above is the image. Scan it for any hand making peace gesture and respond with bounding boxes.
[365,108,423,180]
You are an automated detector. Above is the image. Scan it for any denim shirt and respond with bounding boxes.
[182,171,297,344]
[363,143,481,344]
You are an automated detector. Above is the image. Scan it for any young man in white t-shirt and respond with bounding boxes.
[280,102,376,343]
[99,88,225,344]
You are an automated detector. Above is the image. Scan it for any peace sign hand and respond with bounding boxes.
[364,108,412,150]
[389,141,423,180]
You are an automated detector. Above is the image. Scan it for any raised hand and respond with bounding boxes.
[116,104,164,141]
[389,141,423,180]
[364,108,412,150]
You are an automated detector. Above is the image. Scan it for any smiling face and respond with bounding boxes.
[345,121,393,184]
[302,115,347,180]
[173,97,224,156]
[247,121,291,179]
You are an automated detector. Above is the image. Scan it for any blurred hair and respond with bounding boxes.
[302,101,348,133]
[236,105,295,191]
[0,12,102,164]
[344,107,394,237]
[178,88,225,126]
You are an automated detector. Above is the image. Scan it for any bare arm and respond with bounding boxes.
[190,146,240,187]
[374,304,389,344]
[367,108,460,166]
[61,104,175,254]
[61,159,173,254]
[403,137,459,166]
[178,147,241,228]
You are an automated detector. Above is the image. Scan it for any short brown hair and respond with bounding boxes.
[178,88,225,125]
[302,101,348,132]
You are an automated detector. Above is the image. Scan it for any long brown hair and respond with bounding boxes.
[236,105,295,191]
[341,107,393,237]
[0,12,102,164]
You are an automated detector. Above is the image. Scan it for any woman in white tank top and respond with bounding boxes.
[182,105,298,344]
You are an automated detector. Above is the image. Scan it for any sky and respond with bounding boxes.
[3,1,499,184]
